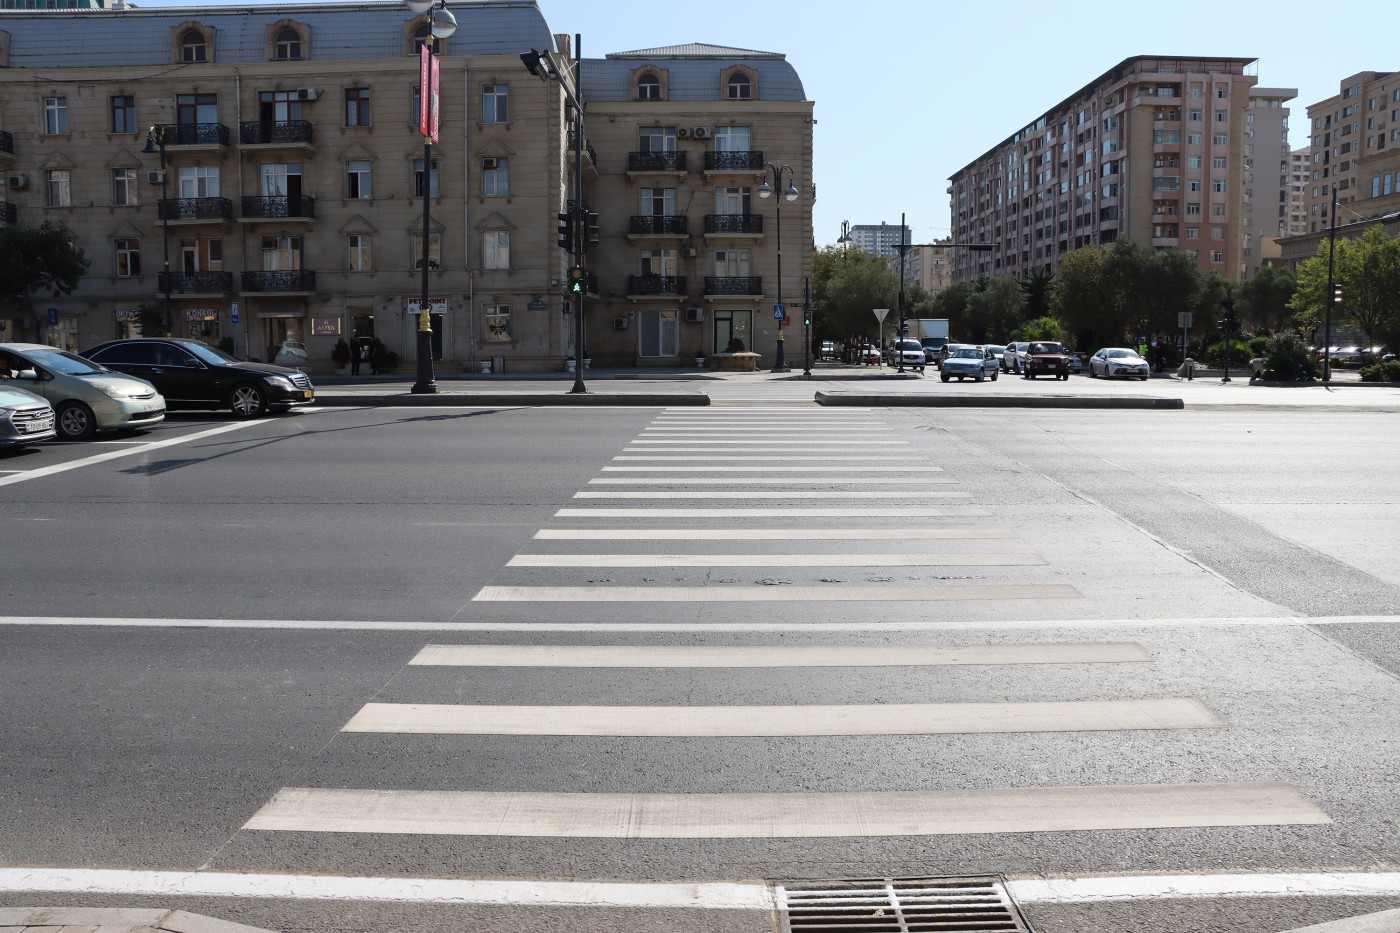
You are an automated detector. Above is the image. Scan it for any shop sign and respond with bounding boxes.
[400,296,448,314]
[528,299,547,311]
[184,309,219,322]
[311,317,342,336]
[114,309,139,321]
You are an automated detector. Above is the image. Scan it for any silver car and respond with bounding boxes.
[939,345,1000,382]
[0,343,166,440]
[1090,347,1151,380]
[0,383,56,448]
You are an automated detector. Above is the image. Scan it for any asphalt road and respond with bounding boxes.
[3,398,1400,933]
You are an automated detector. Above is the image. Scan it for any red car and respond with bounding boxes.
[1022,341,1070,380]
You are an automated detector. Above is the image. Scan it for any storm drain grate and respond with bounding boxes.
[777,876,1032,932]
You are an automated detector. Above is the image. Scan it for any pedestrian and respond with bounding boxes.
[368,338,381,376]
[349,333,362,375]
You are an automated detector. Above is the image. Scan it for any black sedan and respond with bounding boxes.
[81,338,314,418]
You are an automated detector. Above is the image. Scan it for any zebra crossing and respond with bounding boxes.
[244,407,1329,866]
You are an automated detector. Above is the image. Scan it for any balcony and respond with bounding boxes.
[627,151,686,179]
[629,215,688,237]
[703,276,762,297]
[158,197,234,223]
[159,271,234,294]
[703,150,764,174]
[239,121,314,148]
[0,200,15,225]
[241,270,316,293]
[566,130,598,167]
[704,214,763,236]
[626,274,686,298]
[0,130,13,159]
[154,122,231,150]
[240,195,316,222]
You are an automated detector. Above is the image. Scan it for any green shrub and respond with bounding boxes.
[1261,333,1317,381]
[1248,336,1269,356]
[1359,359,1400,382]
[332,337,350,364]
[1203,338,1252,368]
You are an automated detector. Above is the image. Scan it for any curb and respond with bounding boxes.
[312,393,709,407]
[0,906,276,933]
[814,392,1184,410]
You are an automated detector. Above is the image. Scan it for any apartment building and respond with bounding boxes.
[947,56,1260,284]
[1288,146,1311,237]
[0,5,813,370]
[1298,71,1400,234]
[1242,87,1295,276]
[846,221,910,260]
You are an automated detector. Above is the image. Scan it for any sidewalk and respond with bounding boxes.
[0,906,275,933]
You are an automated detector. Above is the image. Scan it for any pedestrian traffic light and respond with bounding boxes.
[557,210,575,252]
[802,307,812,327]
[568,266,585,295]
[585,211,600,251]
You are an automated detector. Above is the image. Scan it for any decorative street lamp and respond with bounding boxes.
[404,0,456,394]
[837,219,852,254]
[758,162,798,374]
[141,126,171,337]
[1323,183,1339,385]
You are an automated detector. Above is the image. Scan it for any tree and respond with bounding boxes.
[1019,267,1055,319]
[0,222,91,338]
[1237,265,1297,334]
[1049,245,1115,349]
[1290,226,1400,350]
[963,276,1024,343]
[811,245,898,346]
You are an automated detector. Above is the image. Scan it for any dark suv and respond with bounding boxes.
[81,338,315,418]
[1022,341,1070,380]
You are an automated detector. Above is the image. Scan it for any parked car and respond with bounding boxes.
[273,339,308,366]
[939,345,1000,383]
[1002,341,1030,374]
[920,336,949,364]
[818,340,838,361]
[1065,351,1084,374]
[0,383,56,448]
[0,343,165,441]
[984,344,1007,365]
[1089,347,1151,380]
[860,344,881,365]
[82,337,315,419]
[1022,341,1070,380]
[888,338,926,371]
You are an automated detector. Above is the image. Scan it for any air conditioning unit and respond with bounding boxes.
[684,307,704,323]
[612,316,629,330]
[296,87,320,101]
[6,174,28,190]
[681,247,698,258]
[676,127,692,138]
[483,157,499,170]
[692,126,710,139]
[146,170,165,185]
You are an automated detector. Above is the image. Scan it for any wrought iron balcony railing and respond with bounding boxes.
[155,123,231,147]
[628,151,685,172]
[241,270,316,292]
[158,197,234,221]
[704,214,763,235]
[239,121,314,145]
[566,130,598,165]
[0,131,13,155]
[629,215,688,235]
[159,271,234,293]
[241,195,316,219]
[703,150,763,171]
[703,276,762,296]
[627,274,685,296]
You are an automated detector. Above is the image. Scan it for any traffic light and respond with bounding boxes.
[568,266,585,295]
[557,210,575,252]
[1333,284,1343,304]
[803,307,812,327]
[585,211,600,251]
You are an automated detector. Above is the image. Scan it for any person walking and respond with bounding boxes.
[349,333,362,376]
[368,338,381,376]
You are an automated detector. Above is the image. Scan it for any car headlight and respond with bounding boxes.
[90,381,134,399]
[263,375,295,390]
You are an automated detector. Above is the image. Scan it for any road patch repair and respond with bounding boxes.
[814,391,1184,409]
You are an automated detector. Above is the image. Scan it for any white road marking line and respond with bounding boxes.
[244,783,1328,837]
[613,456,925,461]
[572,491,969,500]
[629,440,910,445]
[507,552,1038,568]
[534,528,1015,540]
[587,477,956,485]
[1005,872,1400,904]
[0,422,264,488]
[343,698,1219,737]
[554,507,990,518]
[623,448,908,454]
[409,642,1151,667]
[637,433,899,439]
[602,466,946,472]
[664,407,873,412]
[472,584,1078,602]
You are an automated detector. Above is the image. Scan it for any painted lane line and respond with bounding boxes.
[587,477,956,485]
[629,440,909,445]
[622,448,911,454]
[342,698,1220,737]
[507,553,1041,568]
[244,783,1328,838]
[534,528,1016,540]
[635,435,904,441]
[0,421,264,488]
[554,508,991,518]
[471,584,1079,602]
[613,456,926,461]
[1005,872,1400,905]
[409,642,1151,668]
[601,466,945,472]
[572,491,969,500]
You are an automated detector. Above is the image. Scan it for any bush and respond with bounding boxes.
[380,348,399,370]
[1261,333,1317,381]
[217,336,235,356]
[1248,336,1269,357]
[724,337,747,353]
[1360,359,1400,382]
[1203,338,1253,368]
[331,337,350,365]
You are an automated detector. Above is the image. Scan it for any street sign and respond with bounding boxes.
[780,316,790,327]
[773,304,785,320]
[47,307,58,325]
[872,308,890,323]
[231,301,240,324]
[1178,312,1193,329]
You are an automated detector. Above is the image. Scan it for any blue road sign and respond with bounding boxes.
[772,304,785,320]
[47,307,58,325]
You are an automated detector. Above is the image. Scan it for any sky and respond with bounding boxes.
[133,0,1395,249]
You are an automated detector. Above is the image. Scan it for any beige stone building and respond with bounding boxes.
[0,4,813,371]
[1298,71,1400,235]
[1242,87,1295,276]
[947,56,1261,284]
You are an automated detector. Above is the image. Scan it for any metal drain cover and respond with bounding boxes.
[777,875,1031,931]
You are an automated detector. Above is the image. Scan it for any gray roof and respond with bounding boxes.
[582,45,806,103]
[608,43,780,59]
[0,1,557,67]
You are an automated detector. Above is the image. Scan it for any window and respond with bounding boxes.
[180,30,207,63]
[111,168,139,206]
[347,161,372,199]
[483,304,511,342]
[482,84,508,123]
[482,230,509,270]
[1186,202,1201,215]
[260,235,302,271]
[713,248,751,276]
[1213,133,1228,146]
[345,87,371,126]
[1188,108,1203,121]
[727,73,751,100]
[114,239,141,277]
[178,165,220,198]
[411,232,442,269]
[176,93,218,127]
[110,95,135,133]
[1188,180,1202,191]
[1188,132,1202,145]
[1212,156,1227,169]
[178,236,222,273]
[1212,180,1226,193]
[45,169,71,207]
[1187,156,1203,168]
[274,27,301,60]
[260,162,301,197]
[1185,227,1199,239]
[482,157,508,196]
[347,234,372,271]
[43,97,68,134]
[713,185,748,214]
[641,186,677,215]
[1216,86,1229,99]
[413,158,439,197]
[1212,203,1226,216]
[1214,110,1228,123]
[638,308,679,357]
[638,126,676,153]
[1210,226,1224,240]
[1152,176,1180,191]
[1210,250,1224,263]
[636,73,661,101]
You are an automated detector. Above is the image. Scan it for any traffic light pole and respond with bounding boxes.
[802,277,812,379]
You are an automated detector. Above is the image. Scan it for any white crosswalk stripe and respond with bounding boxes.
[572,490,970,500]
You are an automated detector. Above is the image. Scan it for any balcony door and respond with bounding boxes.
[714,187,751,215]
[638,309,679,358]
[638,126,676,154]
[261,236,302,271]
[258,90,301,127]
[175,93,217,127]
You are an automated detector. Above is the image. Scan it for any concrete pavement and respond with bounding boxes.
[0,906,275,933]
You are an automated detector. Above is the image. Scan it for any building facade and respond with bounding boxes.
[1298,71,1400,235]
[947,56,1260,284]
[845,221,909,260]
[0,5,813,371]
[1242,87,1295,276]
[1288,146,1311,237]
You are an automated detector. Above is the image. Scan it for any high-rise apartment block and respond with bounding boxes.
[845,222,910,259]
[948,56,1264,284]
[1242,87,1295,276]
[1299,71,1400,233]
[1288,147,1312,237]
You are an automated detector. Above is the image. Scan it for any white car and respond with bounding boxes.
[888,338,925,371]
[1090,347,1151,380]
[940,345,999,383]
[1002,341,1030,374]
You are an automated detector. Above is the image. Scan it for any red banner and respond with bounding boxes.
[417,44,434,140]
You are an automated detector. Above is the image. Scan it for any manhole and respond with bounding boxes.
[777,875,1032,931]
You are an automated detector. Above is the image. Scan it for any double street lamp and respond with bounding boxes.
[885,217,994,374]
[758,162,798,374]
[141,126,172,337]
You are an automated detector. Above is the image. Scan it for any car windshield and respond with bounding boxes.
[898,341,921,349]
[15,347,108,375]
[183,342,242,365]
[1030,343,1063,354]
[1107,349,1136,358]
[953,348,983,359]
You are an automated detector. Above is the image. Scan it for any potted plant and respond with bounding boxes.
[331,338,350,369]
[380,348,400,371]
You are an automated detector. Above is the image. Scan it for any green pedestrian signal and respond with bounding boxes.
[568,266,585,295]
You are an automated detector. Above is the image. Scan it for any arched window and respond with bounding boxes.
[727,73,751,100]
[637,73,661,101]
[180,30,207,63]
[275,28,302,61]
[412,23,431,54]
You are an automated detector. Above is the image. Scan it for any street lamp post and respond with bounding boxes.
[837,219,852,254]
[404,0,456,395]
[141,126,171,337]
[758,162,798,374]
[1323,183,1339,385]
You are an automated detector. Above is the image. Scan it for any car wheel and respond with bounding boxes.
[228,383,269,419]
[975,373,985,382]
[941,374,950,383]
[56,401,97,441]
[991,370,999,381]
